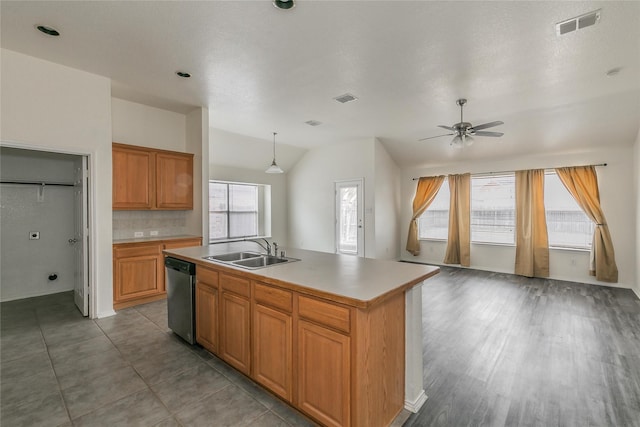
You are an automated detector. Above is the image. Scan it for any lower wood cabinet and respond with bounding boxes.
[113,243,163,309]
[253,303,293,402]
[113,237,201,310]
[297,319,351,427]
[195,271,218,354]
[219,274,251,375]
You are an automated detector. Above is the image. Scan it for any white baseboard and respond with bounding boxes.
[96,309,116,319]
[404,390,428,413]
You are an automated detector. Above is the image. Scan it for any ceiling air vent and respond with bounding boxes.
[333,93,358,104]
[556,9,600,36]
[305,120,322,126]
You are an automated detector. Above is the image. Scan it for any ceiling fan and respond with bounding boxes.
[419,99,504,148]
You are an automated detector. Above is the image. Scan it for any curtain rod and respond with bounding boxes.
[411,163,607,181]
[0,180,74,187]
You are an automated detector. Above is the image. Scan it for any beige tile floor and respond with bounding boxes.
[0,292,320,426]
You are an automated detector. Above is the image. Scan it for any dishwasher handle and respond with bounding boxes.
[165,257,196,275]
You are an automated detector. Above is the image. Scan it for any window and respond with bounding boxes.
[471,175,515,244]
[209,181,271,241]
[418,183,450,240]
[544,172,594,249]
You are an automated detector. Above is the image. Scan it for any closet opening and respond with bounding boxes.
[0,146,90,317]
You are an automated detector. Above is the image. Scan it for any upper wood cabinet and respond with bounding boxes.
[156,151,193,209]
[113,143,193,210]
[112,144,155,209]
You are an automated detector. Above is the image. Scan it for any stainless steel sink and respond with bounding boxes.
[233,255,290,269]
[203,252,299,270]
[203,252,262,262]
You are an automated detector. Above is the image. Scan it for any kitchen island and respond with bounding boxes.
[164,243,439,427]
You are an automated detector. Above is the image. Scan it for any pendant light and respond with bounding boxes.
[265,132,284,174]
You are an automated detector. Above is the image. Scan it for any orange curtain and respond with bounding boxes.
[406,176,446,256]
[555,166,618,282]
[515,170,549,277]
[444,173,470,266]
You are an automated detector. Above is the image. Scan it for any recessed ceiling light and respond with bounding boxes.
[273,0,295,10]
[176,71,191,78]
[606,67,622,77]
[36,25,60,37]
[333,93,358,104]
[305,120,322,127]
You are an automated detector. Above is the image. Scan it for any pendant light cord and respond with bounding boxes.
[273,132,277,160]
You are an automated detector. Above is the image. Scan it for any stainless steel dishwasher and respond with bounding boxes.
[165,257,196,344]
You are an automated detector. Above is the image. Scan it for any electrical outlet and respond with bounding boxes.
[29,231,40,240]
[134,231,144,238]
[150,230,159,236]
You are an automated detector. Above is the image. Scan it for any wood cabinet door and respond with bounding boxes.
[113,248,162,303]
[156,152,193,210]
[196,281,218,354]
[113,144,154,209]
[253,304,292,401]
[297,320,351,427]
[220,292,251,375]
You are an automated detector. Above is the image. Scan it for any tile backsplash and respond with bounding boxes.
[113,210,188,239]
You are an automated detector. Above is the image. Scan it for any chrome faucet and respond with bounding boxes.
[273,242,278,257]
[250,238,272,256]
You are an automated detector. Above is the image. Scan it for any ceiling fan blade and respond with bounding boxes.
[437,125,455,131]
[419,133,455,141]
[473,131,504,137]
[470,121,504,131]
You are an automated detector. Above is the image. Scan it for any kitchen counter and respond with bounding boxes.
[164,242,439,309]
[113,234,201,244]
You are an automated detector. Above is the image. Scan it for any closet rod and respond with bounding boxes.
[411,163,607,181]
[0,180,74,187]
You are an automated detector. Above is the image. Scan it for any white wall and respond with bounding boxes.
[374,138,401,260]
[112,98,186,151]
[0,48,113,317]
[400,146,636,290]
[0,148,78,301]
[187,108,209,242]
[634,131,640,298]
[288,138,376,256]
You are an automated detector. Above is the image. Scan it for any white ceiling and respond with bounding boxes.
[1,1,639,168]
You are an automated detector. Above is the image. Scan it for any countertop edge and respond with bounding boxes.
[163,249,440,309]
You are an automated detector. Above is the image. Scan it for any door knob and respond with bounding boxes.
[68,238,78,244]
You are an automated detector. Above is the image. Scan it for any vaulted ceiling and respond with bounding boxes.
[1,1,638,168]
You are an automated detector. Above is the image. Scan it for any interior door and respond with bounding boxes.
[335,179,364,257]
[73,156,89,316]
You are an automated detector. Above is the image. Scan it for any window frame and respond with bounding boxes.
[544,171,594,251]
[417,170,595,251]
[209,180,270,243]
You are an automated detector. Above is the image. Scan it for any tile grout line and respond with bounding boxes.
[35,305,75,426]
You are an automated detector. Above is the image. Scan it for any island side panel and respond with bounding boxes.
[352,290,405,426]
[404,283,427,412]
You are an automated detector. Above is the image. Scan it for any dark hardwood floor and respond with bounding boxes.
[405,267,640,427]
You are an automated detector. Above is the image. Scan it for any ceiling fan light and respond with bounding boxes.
[463,135,475,147]
[451,135,463,148]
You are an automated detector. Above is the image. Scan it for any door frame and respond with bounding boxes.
[334,178,364,257]
[0,141,94,317]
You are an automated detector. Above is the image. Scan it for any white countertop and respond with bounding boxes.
[164,242,439,308]
[113,235,201,245]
